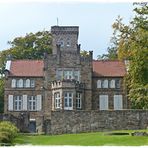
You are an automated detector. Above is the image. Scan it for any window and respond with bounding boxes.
[99,95,108,110]
[66,38,70,47]
[54,92,61,109]
[58,39,64,47]
[14,96,22,111]
[110,79,115,88]
[97,80,101,88]
[18,79,23,88]
[30,80,35,88]
[56,69,80,81]
[11,79,16,88]
[26,79,30,88]
[56,70,63,80]
[29,96,36,111]
[64,92,73,110]
[114,95,123,110]
[74,71,80,81]
[115,80,120,88]
[76,93,81,109]
[64,71,73,80]
[102,80,108,88]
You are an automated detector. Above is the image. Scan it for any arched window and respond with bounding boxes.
[66,38,70,47]
[18,79,23,88]
[103,80,108,88]
[97,80,101,88]
[26,79,30,88]
[58,38,64,47]
[11,79,16,88]
[110,79,115,88]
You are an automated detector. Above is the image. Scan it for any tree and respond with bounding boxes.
[0,30,52,74]
[0,78,4,113]
[111,3,148,108]
[0,30,52,113]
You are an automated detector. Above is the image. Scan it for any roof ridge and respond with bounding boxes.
[11,59,43,62]
[93,59,123,62]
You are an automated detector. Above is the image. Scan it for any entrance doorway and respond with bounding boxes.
[29,120,36,133]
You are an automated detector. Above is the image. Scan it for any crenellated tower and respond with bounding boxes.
[44,26,93,115]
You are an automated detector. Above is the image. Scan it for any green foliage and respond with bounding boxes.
[107,3,148,109]
[0,30,52,112]
[0,30,52,75]
[0,121,19,143]
[0,78,4,113]
[80,50,89,57]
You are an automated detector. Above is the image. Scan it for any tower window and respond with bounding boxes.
[66,38,71,47]
[58,39,64,47]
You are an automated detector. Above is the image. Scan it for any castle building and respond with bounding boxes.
[4,26,128,133]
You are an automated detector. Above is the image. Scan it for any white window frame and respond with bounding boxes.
[11,79,16,88]
[110,79,115,88]
[54,92,61,109]
[26,79,30,88]
[97,80,101,88]
[64,92,73,110]
[18,79,23,88]
[64,71,73,80]
[14,96,22,111]
[29,96,36,111]
[114,95,123,110]
[102,80,108,88]
[76,93,82,109]
[99,95,108,110]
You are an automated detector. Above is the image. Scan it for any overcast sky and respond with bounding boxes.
[0,0,135,59]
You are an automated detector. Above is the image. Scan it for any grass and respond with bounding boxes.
[14,130,148,146]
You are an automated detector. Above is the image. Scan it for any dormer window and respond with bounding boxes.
[26,79,30,88]
[11,79,16,88]
[102,80,108,88]
[18,79,23,88]
[110,79,115,88]
[97,80,101,88]
[115,79,120,88]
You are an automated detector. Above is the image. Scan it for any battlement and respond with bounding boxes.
[51,80,84,90]
[51,26,79,35]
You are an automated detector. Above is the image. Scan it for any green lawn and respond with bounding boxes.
[14,130,148,146]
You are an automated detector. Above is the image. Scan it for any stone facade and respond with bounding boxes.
[4,26,131,134]
[49,110,148,135]
[92,77,128,110]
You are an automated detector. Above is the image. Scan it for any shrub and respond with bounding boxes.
[0,121,19,143]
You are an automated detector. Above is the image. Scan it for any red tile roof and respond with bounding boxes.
[9,60,44,77]
[93,60,126,77]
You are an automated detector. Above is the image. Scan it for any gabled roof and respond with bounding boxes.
[93,60,126,77]
[8,60,44,77]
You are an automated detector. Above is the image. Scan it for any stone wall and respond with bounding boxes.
[49,110,148,135]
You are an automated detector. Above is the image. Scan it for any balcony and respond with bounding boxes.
[51,80,84,90]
